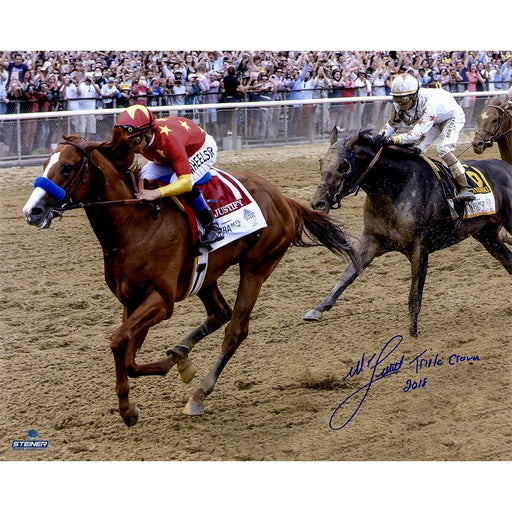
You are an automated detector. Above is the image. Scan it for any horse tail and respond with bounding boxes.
[286,197,361,272]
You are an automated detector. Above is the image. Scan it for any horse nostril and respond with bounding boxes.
[313,200,329,212]
[31,207,44,217]
[473,140,485,153]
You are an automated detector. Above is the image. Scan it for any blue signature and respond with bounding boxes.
[330,335,480,430]
[330,335,404,431]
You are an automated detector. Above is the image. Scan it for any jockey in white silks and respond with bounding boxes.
[374,73,476,202]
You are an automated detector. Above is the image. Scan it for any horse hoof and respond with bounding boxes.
[183,389,205,415]
[177,359,196,384]
[303,308,323,321]
[123,406,140,427]
[183,398,204,416]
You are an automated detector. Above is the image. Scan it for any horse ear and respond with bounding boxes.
[330,125,339,145]
[100,127,136,168]
[486,96,501,106]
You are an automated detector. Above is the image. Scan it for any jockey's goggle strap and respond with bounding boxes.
[117,124,153,137]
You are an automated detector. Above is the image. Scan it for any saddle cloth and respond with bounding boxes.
[166,167,267,300]
[422,156,497,221]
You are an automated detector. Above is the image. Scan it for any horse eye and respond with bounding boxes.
[60,163,74,176]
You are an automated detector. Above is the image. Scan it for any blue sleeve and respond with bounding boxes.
[299,63,310,82]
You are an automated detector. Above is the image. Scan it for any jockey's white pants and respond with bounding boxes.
[417,112,465,158]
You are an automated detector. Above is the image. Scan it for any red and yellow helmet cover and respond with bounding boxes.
[115,105,155,137]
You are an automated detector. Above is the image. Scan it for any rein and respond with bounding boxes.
[55,197,145,211]
[353,146,383,189]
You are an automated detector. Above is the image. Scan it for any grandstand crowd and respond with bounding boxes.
[1,50,511,155]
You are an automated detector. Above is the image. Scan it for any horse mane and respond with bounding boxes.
[485,96,512,112]
[93,128,141,175]
[349,129,422,161]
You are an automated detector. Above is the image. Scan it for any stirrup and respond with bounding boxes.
[200,224,224,246]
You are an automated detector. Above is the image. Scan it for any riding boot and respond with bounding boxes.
[196,205,224,246]
[182,187,224,247]
[450,162,476,202]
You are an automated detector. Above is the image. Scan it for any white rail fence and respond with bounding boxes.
[0,90,508,167]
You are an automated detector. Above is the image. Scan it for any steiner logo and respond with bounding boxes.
[12,430,49,451]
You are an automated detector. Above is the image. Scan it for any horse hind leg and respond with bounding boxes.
[167,282,232,383]
[472,224,512,274]
[183,258,281,416]
[499,228,512,246]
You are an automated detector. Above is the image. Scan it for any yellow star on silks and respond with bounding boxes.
[159,125,171,136]
[179,120,191,131]
[198,126,205,134]
[157,149,166,158]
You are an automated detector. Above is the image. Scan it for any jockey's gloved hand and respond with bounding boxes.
[373,134,393,146]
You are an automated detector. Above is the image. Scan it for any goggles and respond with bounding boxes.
[392,94,413,106]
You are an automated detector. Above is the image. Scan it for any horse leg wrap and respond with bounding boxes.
[182,353,228,414]
[176,357,196,383]
[200,353,229,397]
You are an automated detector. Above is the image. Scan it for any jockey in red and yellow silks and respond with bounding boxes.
[114,105,223,246]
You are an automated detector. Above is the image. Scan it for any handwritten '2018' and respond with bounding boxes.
[329,335,480,430]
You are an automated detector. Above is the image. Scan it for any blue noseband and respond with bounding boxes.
[34,176,67,202]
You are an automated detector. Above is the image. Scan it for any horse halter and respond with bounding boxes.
[475,105,512,147]
[317,165,346,209]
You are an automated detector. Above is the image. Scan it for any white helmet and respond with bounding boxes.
[391,73,419,97]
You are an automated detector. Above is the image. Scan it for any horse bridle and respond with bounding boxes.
[57,140,94,206]
[318,143,384,209]
[48,140,149,216]
[317,166,346,209]
[475,105,512,147]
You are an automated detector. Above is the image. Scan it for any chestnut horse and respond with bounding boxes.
[22,135,359,426]
[473,97,512,244]
[473,97,512,164]
[304,128,512,337]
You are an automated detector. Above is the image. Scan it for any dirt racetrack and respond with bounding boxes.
[1,140,510,462]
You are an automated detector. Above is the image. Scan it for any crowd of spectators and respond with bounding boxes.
[1,50,511,154]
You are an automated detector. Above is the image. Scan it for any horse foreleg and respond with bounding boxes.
[408,243,429,338]
[303,233,382,321]
[167,282,232,383]
[110,289,171,426]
